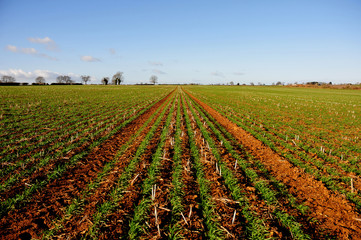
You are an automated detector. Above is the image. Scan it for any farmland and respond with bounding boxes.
[0,85,360,239]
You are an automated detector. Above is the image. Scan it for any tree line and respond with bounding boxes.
[1,72,159,85]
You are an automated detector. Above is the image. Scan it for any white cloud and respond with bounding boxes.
[149,61,163,66]
[5,44,58,60]
[6,45,37,54]
[81,55,101,62]
[0,69,80,82]
[6,45,17,52]
[211,71,225,78]
[27,37,58,50]
[28,37,52,44]
[21,48,37,54]
[152,69,166,74]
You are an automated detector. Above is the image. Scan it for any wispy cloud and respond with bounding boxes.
[152,69,166,74]
[109,48,116,55]
[5,45,58,60]
[81,55,101,62]
[6,45,17,52]
[233,72,245,76]
[27,37,58,50]
[21,48,37,54]
[211,71,225,78]
[149,61,163,66]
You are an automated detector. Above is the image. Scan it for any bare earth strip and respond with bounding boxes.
[185,89,361,239]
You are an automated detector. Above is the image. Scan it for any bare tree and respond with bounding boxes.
[56,76,64,83]
[81,75,91,85]
[101,77,109,85]
[149,75,158,85]
[65,76,73,84]
[56,75,73,84]
[112,72,124,85]
[1,75,16,83]
[35,76,45,84]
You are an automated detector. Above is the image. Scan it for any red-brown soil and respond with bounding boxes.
[137,98,205,239]
[94,100,173,239]
[186,90,361,239]
[189,97,328,239]
[0,91,174,240]
[3,87,360,239]
[0,105,136,186]
[224,108,361,192]
[54,97,173,239]
[184,97,247,238]
[172,104,205,239]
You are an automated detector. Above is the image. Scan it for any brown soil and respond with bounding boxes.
[185,89,361,239]
[96,99,175,239]
[0,108,121,185]
[225,108,361,192]
[173,103,205,239]
[138,97,205,239]
[0,100,151,187]
[189,97,328,239]
[0,90,174,240]
[53,97,173,239]
[184,96,246,238]
[135,103,178,239]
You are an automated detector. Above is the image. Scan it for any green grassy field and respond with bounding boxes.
[1,85,361,239]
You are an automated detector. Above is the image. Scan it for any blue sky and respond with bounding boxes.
[1,0,360,84]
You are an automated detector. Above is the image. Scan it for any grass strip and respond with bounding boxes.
[168,95,187,239]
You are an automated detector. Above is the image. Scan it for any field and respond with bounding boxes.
[0,85,360,239]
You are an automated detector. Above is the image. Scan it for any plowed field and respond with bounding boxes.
[1,85,360,239]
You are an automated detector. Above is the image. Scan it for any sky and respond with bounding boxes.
[0,0,361,85]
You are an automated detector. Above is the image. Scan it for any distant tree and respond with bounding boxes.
[65,76,73,84]
[112,72,124,85]
[276,81,283,86]
[81,75,91,85]
[250,82,254,86]
[101,77,109,85]
[149,75,158,85]
[229,81,234,86]
[56,75,65,83]
[35,76,45,84]
[1,75,16,83]
[56,75,73,84]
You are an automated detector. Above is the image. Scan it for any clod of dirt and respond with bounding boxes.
[19,232,32,240]
[34,218,49,230]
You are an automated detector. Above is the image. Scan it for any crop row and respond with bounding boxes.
[184,86,360,163]
[185,88,361,213]
[1,85,359,239]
